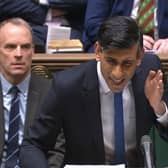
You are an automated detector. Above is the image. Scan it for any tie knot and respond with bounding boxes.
[114,92,122,99]
[9,86,19,98]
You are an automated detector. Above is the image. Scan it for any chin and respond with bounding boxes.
[12,71,27,76]
[114,89,123,93]
[111,84,125,92]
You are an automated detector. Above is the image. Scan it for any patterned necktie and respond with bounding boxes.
[114,92,125,164]
[137,0,154,36]
[5,86,20,168]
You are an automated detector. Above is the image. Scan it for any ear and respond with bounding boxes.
[94,41,102,61]
[136,48,144,66]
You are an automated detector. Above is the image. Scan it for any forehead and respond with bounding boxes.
[0,23,32,43]
[103,44,139,61]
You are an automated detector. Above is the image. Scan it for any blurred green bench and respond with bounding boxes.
[150,126,168,168]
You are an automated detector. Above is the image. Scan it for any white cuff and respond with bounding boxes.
[157,101,168,126]
[39,0,49,5]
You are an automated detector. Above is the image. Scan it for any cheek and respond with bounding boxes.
[24,54,32,61]
[126,66,137,78]
[0,57,9,66]
[101,63,112,77]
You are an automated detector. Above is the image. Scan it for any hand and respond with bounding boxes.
[143,34,155,50]
[154,38,168,58]
[145,70,165,115]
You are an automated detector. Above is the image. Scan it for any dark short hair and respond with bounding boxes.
[97,16,143,51]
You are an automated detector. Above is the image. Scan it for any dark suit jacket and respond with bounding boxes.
[20,55,168,168]
[0,0,48,52]
[0,73,65,168]
[83,0,168,52]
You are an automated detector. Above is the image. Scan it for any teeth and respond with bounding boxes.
[113,79,123,84]
[114,79,122,82]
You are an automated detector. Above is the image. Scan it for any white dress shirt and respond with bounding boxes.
[97,61,168,163]
[0,74,30,168]
[97,61,136,162]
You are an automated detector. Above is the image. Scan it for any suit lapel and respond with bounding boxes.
[132,67,153,146]
[0,83,5,156]
[24,74,41,135]
[81,60,105,162]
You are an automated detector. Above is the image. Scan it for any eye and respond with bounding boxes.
[5,44,16,50]
[105,57,117,66]
[21,44,32,50]
[122,60,134,68]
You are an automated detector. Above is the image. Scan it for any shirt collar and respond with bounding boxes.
[0,73,31,97]
[97,61,131,94]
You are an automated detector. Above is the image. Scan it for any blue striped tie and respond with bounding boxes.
[114,92,125,164]
[5,86,20,168]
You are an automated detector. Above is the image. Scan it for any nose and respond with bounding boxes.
[111,65,123,80]
[14,46,22,57]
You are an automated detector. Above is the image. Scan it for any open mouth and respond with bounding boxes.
[111,78,125,85]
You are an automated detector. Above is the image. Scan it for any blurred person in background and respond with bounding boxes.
[83,0,168,55]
